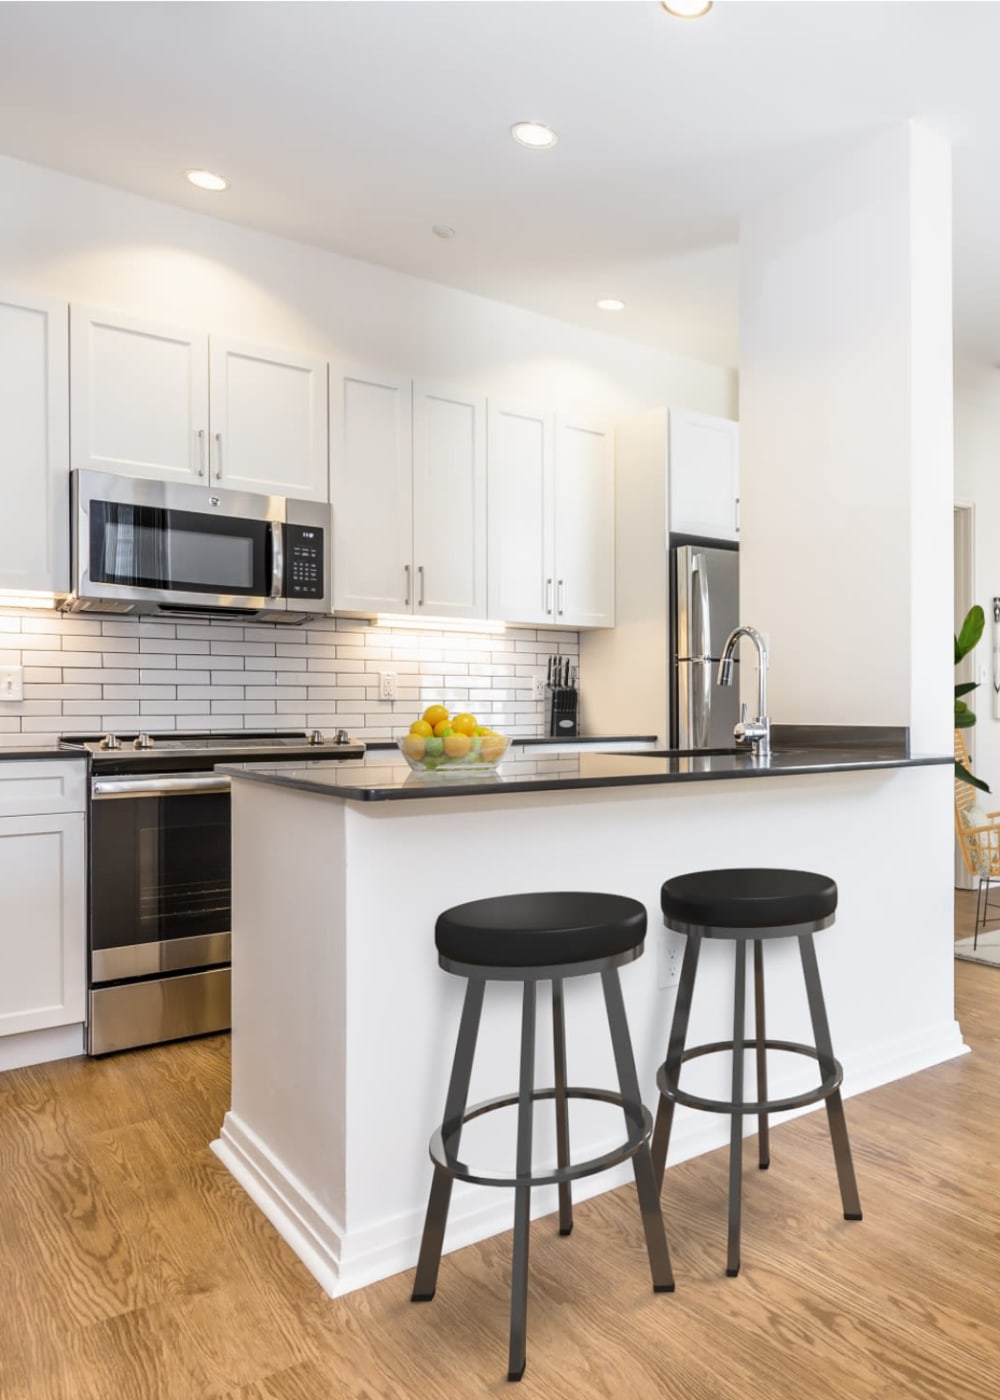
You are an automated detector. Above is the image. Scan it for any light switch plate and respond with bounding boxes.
[657,926,684,989]
[0,666,23,702]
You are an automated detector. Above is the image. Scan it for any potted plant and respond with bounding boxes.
[955,604,989,793]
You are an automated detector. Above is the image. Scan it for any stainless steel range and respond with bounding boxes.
[59,729,365,1055]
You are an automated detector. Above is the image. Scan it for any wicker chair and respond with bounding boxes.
[954,730,1000,949]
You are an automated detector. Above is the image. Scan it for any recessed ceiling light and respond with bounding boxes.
[432,224,456,239]
[597,298,626,312]
[511,122,558,150]
[185,169,230,192]
[661,0,713,16]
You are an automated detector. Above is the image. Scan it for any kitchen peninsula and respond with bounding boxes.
[213,741,959,1299]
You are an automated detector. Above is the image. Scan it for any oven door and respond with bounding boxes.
[89,774,232,985]
[73,469,285,614]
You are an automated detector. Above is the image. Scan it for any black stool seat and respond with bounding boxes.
[652,866,861,1280]
[414,889,673,1383]
[662,868,838,933]
[435,891,647,968]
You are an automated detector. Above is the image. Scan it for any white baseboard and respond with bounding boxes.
[213,1016,968,1300]
[0,1022,84,1073]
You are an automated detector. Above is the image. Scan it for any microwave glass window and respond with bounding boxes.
[91,501,270,596]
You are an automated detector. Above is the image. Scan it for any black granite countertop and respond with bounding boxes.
[220,740,950,803]
[0,744,89,761]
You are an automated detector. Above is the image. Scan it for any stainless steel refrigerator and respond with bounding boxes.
[670,541,740,748]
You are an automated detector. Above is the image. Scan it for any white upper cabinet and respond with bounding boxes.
[330,368,486,618]
[208,338,328,500]
[0,290,69,593]
[71,306,329,501]
[487,401,614,628]
[668,408,740,541]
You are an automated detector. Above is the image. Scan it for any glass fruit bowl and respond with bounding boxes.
[396,733,510,776]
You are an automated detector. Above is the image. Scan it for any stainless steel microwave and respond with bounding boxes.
[66,470,330,623]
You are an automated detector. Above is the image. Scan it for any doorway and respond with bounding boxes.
[954,502,975,890]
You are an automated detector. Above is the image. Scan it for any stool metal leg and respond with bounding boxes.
[601,968,675,1293]
[508,980,537,1383]
[798,934,863,1222]
[727,939,747,1277]
[753,939,770,1171]
[651,933,701,1187]
[551,978,573,1237]
[412,977,486,1302]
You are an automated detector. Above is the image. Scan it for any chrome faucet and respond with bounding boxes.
[717,625,771,758]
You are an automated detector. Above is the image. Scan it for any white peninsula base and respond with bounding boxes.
[213,762,964,1298]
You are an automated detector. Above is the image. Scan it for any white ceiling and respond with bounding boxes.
[2,1,999,375]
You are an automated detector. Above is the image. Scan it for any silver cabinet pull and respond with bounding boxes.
[404,563,411,607]
[417,564,425,607]
[545,577,553,615]
[197,428,206,477]
[735,496,740,533]
[215,431,223,479]
[557,579,565,615]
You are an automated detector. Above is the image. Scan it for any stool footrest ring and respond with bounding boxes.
[657,1038,843,1116]
[430,1086,652,1189]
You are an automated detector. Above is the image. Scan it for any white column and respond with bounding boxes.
[739,122,952,752]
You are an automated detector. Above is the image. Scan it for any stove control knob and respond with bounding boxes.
[133,733,154,750]
[99,733,121,751]
[334,728,350,745]
[307,729,325,746]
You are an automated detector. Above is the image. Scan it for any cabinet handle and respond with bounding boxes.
[417,564,425,607]
[734,496,740,533]
[215,432,223,480]
[197,429,206,478]
[557,579,565,616]
[545,578,553,615]
[404,563,411,607]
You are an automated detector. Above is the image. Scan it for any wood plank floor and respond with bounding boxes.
[1,896,998,1399]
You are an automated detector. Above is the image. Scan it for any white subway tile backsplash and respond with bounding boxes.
[0,613,578,744]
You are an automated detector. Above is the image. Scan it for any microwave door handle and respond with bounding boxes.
[270,522,284,599]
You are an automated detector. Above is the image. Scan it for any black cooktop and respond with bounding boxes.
[59,730,366,774]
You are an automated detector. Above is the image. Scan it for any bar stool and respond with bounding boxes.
[411,890,674,1383]
[650,868,862,1278]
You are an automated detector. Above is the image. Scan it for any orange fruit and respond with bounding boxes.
[481,735,506,762]
[443,733,472,759]
[451,712,478,736]
[422,703,449,727]
[409,719,433,738]
[401,735,426,760]
[433,720,454,738]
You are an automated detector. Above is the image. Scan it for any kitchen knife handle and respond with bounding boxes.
[545,577,553,615]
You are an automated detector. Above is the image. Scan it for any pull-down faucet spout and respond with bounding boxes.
[717,625,770,757]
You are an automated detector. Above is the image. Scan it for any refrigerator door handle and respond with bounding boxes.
[692,552,712,660]
[693,659,711,748]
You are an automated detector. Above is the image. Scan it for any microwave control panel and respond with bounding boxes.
[284,524,325,599]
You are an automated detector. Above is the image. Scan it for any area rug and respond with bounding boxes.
[954,930,1000,969]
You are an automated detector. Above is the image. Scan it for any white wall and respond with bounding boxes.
[740,123,953,750]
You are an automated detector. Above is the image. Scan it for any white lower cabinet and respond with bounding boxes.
[0,763,86,1040]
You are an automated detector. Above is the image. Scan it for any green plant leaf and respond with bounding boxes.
[956,759,991,794]
[955,681,979,698]
[956,605,985,662]
[956,709,977,728]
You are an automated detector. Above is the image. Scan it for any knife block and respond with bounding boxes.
[545,686,579,737]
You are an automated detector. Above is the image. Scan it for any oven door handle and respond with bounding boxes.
[92,775,232,799]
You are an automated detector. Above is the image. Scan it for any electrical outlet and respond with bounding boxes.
[532,673,546,701]
[379,671,396,700]
[657,926,685,989]
[0,666,23,702]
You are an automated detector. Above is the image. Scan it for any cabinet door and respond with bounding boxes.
[330,367,413,614]
[0,290,69,593]
[668,409,740,542]
[554,417,615,629]
[209,339,328,501]
[487,400,554,625]
[412,382,486,619]
[0,812,85,1037]
[70,305,209,485]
